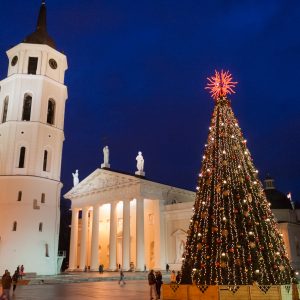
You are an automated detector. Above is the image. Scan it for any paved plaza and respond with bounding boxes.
[3,280,150,300]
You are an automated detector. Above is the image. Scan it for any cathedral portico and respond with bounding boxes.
[64,167,194,271]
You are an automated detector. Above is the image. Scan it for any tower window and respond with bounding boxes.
[41,193,45,203]
[43,150,48,171]
[2,96,9,123]
[39,222,43,232]
[18,147,26,168]
[17,191,22,201]
[22,94,32,121]
[28,57,38,75]
[45,243,49,257]
[47,99,55,125]
[12,221,17,231]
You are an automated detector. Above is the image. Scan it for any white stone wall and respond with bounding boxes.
[0,176,61,274]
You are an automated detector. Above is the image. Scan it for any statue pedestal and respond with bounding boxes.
[135,170,145,176]
[101,163,110,169]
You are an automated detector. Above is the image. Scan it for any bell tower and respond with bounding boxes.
[0,2,68,275]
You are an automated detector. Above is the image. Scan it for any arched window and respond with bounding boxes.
[2,96,9,123]
[18,147,26,168]
[47,99,55,125]
[22,94,32,121]
[43,150,48,171]
[12,221,17,231]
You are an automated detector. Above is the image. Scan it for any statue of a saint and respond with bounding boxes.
[101,145,110,168]
[103,146,109,164]
[72,170,79,187]
[136,151,144,172]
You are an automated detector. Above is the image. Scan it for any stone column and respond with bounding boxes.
[79,207,89,270]
[122,200,130,270]
[109,201,117,270]
[136,198,145,271]
[69,207,79,270]
[90,205,100,271]
[153,200,166,270]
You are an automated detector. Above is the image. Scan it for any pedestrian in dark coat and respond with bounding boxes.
[148,270,158,300]
[166,263,170,272]
[118,270,125,285]
[155,271,163,300]
[1,270,12,300]
[12,270,19,292]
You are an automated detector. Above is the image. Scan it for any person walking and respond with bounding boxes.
[118,270,125,285]
[166,263,169,273]
[20,265,24,279]
[155,271,163,300]
[12,270,19,293]
[1,270,12,300]
[148,270,158,300]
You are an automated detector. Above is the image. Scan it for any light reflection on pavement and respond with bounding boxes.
[10,280,150,300]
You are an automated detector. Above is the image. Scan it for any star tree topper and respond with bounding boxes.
[205,70,237,100]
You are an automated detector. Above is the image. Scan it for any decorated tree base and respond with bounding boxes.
[162,283,299,300]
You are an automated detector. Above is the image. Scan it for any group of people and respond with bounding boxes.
[1,265,24,300]
[170,270,181,283]
[148,270,163,300]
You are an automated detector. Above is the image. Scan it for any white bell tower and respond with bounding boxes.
[0,2,68,275]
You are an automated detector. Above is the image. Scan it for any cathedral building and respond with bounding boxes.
[65,153,300,273]
[0,2,67,275]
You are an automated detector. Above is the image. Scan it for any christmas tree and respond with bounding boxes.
[181,70,293,286]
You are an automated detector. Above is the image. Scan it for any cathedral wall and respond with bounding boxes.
[164,202,193,267]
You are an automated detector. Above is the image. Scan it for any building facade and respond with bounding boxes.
[0,3,68,275]
[65,163,300,273]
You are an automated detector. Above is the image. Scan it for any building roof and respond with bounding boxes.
[23,2,56,49]
[265,189,293,209]
[264,176,293,209]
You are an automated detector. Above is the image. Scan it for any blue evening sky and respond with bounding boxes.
[0,0,299,201]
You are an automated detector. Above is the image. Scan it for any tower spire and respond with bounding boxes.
[36,1,47,32]
[23,2,56,49]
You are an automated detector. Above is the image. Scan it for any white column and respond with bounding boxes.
[136,198,145,271]
[79,207,89,270]
[122,200,130,270]
[90,205,100,271]
[68,208,79,270]
[109,202,117,270]
[153,200,166,270]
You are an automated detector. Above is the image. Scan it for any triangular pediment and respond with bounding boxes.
[64,169,140,198]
